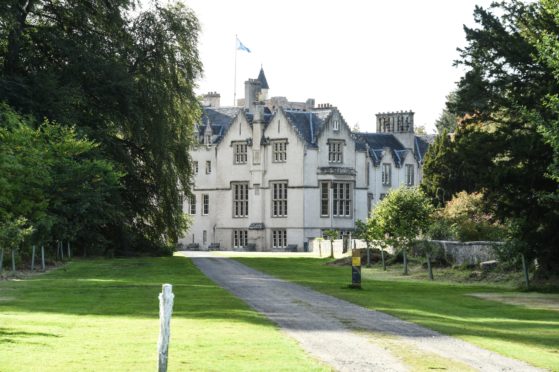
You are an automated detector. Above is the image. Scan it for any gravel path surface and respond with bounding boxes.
[181,251,543,372]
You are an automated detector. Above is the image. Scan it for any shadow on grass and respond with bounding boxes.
[234,257,559,352]
[0,256,275,328]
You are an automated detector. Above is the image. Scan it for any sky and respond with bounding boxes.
[181,0,493,133]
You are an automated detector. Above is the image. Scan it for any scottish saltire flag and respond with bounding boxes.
[236,37,251,53]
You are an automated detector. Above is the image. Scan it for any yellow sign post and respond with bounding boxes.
[351,249,362,288]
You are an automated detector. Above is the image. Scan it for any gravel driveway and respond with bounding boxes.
[181,251,543,371]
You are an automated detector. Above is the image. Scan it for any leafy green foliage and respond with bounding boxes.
[372,187,434,253]
[0,0,202,253]
[435,91,459,134]
[0,103,122,262]
[424,0,559,271]
[440,192,505,242]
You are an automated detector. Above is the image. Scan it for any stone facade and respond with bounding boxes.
[180,69,433,251]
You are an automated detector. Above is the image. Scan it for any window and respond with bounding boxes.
[405,164,414,186]
[380,193,387,200]
[332,119,340,131]
[382,163,391,186]
[366,162,370,187]
[178,194,184,210]
[233,183,249,217]
[206,160,211,174]
[272,140,287,162]
[202,194,209,215]
[234,142,247,164]
[271,182,288,217]
[193,161,198,174]
[203,230,207,245]
[328,140,343,163]
[320,182,329,217]
[189,195,196,215]
[272,229,287,249]
[233,229,248,248]
[332,182,351,217]
[205,134,212,145]
[367,193,374,212]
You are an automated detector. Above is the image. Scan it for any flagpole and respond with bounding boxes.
[234,34,238,106]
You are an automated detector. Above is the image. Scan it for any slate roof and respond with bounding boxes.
[198,107,242,144]
[415,135,435,164]
[257,68,269,89]
[282,109,333,147]
[353,132,429,168]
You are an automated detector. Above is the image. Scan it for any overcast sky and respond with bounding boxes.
[181,0,493,133]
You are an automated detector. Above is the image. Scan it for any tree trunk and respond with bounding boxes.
[330,240,334,259]
[31,245,36,271]
[11,249,16,272]
[318,241,322,257]
[0,248,3,273]
[366,243,371,268]
[381,248,386,271]
[427,252,433,280]
[403,249,408,275]
[4,0,36,74]
[41,245,45,271]
[67,242,71,259]
[521,254,530,289]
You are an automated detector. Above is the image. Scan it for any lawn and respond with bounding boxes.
[235,256,559,371]
[0,256,326,372]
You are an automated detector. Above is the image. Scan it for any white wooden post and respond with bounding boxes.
[158,284,174,372]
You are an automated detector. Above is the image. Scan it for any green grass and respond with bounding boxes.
[0,256,327,372]
[235,257,559,371]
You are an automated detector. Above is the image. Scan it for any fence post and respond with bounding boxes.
[158,284,174,372]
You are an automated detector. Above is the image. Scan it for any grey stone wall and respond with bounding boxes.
[430,240,501,265]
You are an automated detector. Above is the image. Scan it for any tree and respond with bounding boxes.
[373,187,433,275]
[447,0,559,272]
[0,103,123,264]
[0,1,202,254]
[434,91,459,134]
[365,215,388,270]
[354,220,372,267]
[323,229,338,259]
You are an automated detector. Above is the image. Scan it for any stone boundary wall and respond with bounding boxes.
[429,240,502,265]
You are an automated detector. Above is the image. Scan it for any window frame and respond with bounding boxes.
[320,182,329,217]
[272,229,287,249]
[332,182,352,217]
[405,164,414,186]
[271,139,287,163]
[189,194,196,215]
[206,160,212,174]
[193,161,198,174]
[328,140,343,163]
[233,142,248,164]
[271,182,288,218]
[202,194,209,215]
[232,183,249,218]
[381,163,391,186]
[233,229,248,249]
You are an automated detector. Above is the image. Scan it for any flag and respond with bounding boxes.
[236,37,251,53]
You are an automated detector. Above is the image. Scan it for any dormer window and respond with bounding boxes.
[332,119,340,131]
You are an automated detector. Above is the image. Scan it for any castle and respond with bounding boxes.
[180,69,432,251]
